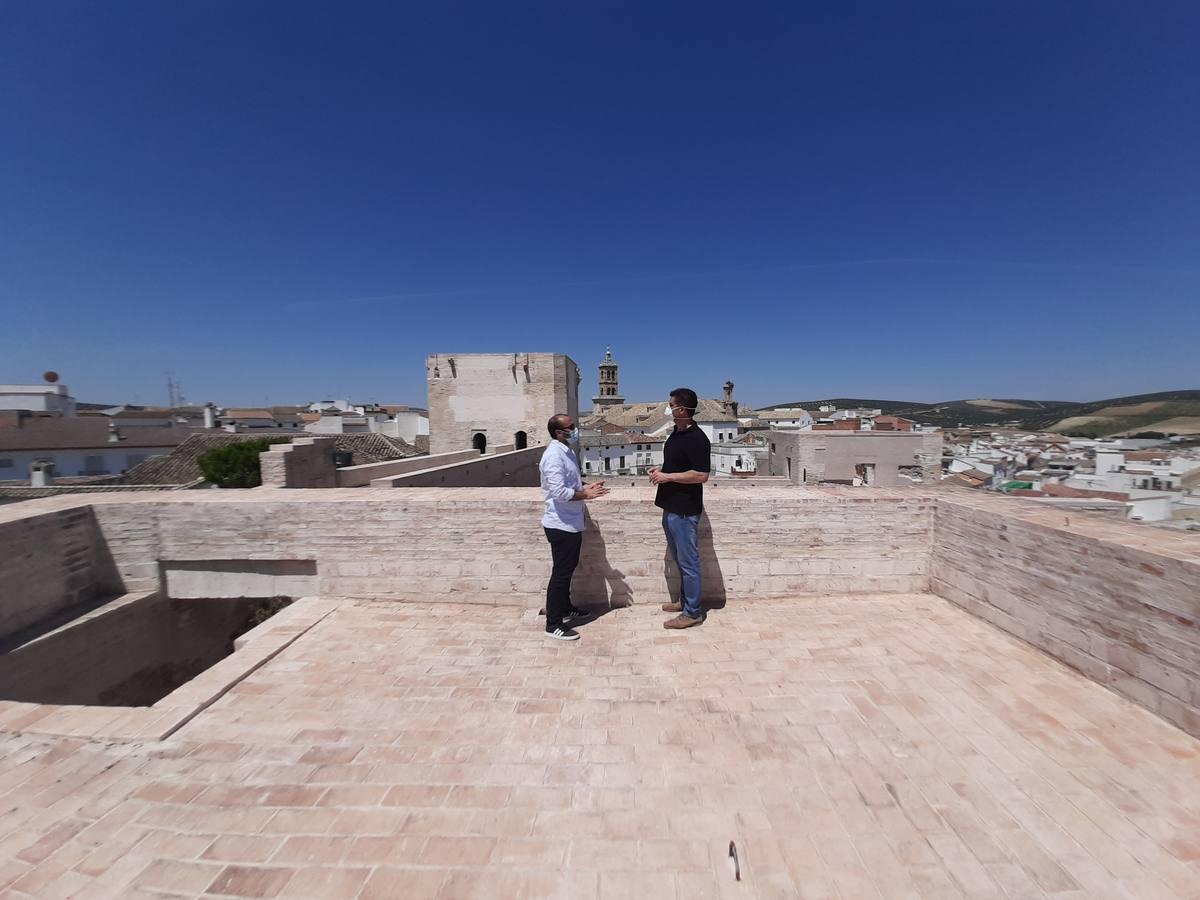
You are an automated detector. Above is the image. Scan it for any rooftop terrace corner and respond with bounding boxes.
[2,484,1197,738]
[0,485,1198,897]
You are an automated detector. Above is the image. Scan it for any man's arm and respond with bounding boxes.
[544,452,608,500]
[659,470,709,485]
[649,436,711,485]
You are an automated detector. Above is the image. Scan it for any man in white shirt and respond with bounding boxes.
[539,414,608,641]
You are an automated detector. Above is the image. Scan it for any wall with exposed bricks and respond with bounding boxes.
[933,491,1200,738]
[0,505,120,641]
[3,486,1198,737]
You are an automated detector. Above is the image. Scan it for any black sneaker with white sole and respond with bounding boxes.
[562,607,586,623]
[545,626,581,641]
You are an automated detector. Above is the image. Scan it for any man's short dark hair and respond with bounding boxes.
[670,388,698,414]
[547,414,570,439]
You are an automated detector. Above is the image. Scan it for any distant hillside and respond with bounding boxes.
[1032,390,1200,437]
[756,390,1200,435]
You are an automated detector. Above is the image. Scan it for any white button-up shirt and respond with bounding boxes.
[539,439,585,532]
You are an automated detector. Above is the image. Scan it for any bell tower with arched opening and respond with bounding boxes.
[592,347,625,409]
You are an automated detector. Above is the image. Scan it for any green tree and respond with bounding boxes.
[198,438,291,488]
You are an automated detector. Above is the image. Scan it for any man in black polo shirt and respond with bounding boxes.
[648,387,711,629]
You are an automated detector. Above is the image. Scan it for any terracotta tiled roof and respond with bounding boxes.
[122,433,423,485]
[584,398,736,428]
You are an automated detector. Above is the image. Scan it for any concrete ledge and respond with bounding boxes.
[339,450,476,487]
[371,445,544,487]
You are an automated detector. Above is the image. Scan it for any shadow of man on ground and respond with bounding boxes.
[661,511,728,613]
[571,511,630,622]
[539,512,629,624]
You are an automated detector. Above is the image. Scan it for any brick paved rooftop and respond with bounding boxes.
[1,487,1198,898]
[1,593,1199,899]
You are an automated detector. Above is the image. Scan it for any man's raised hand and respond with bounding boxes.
[581,482,609,500]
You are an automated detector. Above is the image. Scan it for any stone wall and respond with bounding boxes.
[0,591,276,707]
[340,450,478,487]
[44,488,932,608]
[259,436,338,488]
[769,430,943,485]
[6,487,1198,737]
[933,490,1200,738]
[426,352,580,455]
[381,446,544,488]
[0,505,120,641]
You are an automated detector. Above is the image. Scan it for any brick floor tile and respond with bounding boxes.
[3,597,1200,898]
[204,864,295,897]
[275,865,370,898]
[359,866,446,899]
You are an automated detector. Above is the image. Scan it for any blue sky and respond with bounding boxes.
[2,1,1197,408]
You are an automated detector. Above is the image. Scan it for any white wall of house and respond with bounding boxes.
[222,420,305,433]
[0,384,76,415]
[762,410,813,430]
[305,412,428,442]
[1126,493,1176,523]
[0,447,169,478]
[579,440,663,476]
[391,410,430,443]
[711,444,765,475]
[305,416,372,434]
[696,421,740,444]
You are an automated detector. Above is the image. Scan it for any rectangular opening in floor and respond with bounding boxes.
[0,594,293,707]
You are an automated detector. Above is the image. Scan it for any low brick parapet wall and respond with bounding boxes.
[2,486,1197,736]
[933,490,1200,738]
[1,486,934,614]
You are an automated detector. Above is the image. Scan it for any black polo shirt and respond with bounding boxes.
[655,423,711,516]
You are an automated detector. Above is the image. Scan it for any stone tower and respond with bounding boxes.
[426,352,580,455]
[723,380,739,418]
[592,347,625,409]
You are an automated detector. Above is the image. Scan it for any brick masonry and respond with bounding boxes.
[2,486,1198,737]
[425,352,580,455]
[933,490,1200,738]
[377,446,544,488]
[259,437,338,489]
[0,505,121,641]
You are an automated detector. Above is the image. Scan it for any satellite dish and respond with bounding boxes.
[43,371,60,383]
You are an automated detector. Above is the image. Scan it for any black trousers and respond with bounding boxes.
[544,527,582,629]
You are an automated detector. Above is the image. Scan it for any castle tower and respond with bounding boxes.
[723,380,738,417]
[425,352,580,455]
[592,347,625,408]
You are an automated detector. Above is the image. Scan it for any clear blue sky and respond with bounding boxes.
[2,1,1197,409]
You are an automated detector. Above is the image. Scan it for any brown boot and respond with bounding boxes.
[663,613,703,630]
[661,601,682,613]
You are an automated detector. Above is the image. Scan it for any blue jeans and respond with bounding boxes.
[663,511,703,619]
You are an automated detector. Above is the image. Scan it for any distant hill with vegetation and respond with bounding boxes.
[758,391,1200,436]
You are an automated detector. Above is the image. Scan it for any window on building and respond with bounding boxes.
[514,430,527,450]
[472,433,487,453]
[0,458,12,469]
[84,455,105,474]
[619,456,625,469]
[605,457,612,470]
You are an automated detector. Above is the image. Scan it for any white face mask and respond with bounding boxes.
[569,427,580,443]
